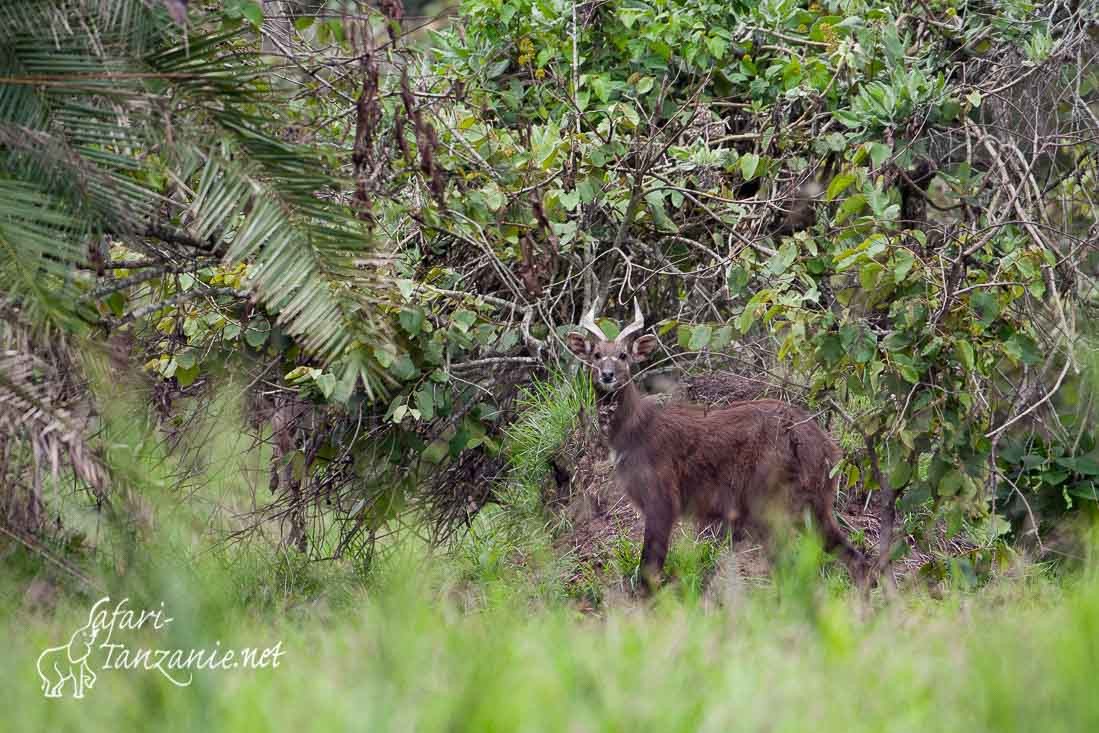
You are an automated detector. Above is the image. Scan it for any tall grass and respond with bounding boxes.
[6,372,1099,731]
[4,534,1099,732]
[437,372,594,596]
[501,370,594,516]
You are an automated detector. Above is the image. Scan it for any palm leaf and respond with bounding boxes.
[0,0,396,397]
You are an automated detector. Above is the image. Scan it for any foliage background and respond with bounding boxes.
[0,0,1097,633]
[2,1,1099,728]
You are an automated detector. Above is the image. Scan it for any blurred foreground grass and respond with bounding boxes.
[4,537,1099,733]
[4,379,1099,732]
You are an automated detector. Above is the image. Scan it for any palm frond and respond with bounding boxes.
[0,178,99,331]
[0,347,108,531]
[0,0,397,397]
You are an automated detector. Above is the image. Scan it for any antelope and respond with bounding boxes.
[566,301,868,590]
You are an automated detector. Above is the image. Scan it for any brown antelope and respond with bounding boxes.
[566,301,867,590]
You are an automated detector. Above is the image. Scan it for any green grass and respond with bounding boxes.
[501,369,594,515]
[4,538,1099,733]
[6,376,1099,731]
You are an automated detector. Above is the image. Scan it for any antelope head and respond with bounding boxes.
[566,300,659,392]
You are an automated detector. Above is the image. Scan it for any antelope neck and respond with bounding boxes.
[600,379,647,449]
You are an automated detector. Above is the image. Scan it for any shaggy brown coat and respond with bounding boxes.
[568,329,866,590]
[605,384,866,587]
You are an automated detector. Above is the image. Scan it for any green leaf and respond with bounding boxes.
[825,172,856,201]
[175,349,197,370]
[970,291,1000,324]
[644,190,676,232]
[558,189,580,211]
[888,454,913,488]
[373,347,394,369]
[390,354,418,381]
[711,325,734,350]
[452,309,477,333]
[869,142,892,169]
[939,469,963,497]
[727,265,750,295]
[1003,332,1041,366]
[955,340,976,372]
[739,153,761,181]
[482,183,506,211]
[239,1,263,28]
[852,331,878,363]
[877,326,911,354]
[244,318,270,348]
[104,291,126,317]
[834,109,863,128]
[422,439,449,463]
[175,364,199,388]
[816,334,844,365]
[399,306,425,336]
[1074,457,1099,476]
[859,262,883,290]
[894,354,921,383]
[688,324,712,351]
[314,372,337,399]
[706,35,728,60]
[415,388,435,421]
[767,241,798,275]
[893,249,915,281]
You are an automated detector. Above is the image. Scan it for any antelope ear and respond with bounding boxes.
[566,332,593,359]
[631,334,659,361]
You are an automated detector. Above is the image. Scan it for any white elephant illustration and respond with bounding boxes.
[37,621,98,698]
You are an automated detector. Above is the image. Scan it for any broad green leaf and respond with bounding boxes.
[955,340,976,372]
[240,1,263,28]
[816,334,844,365]
[706,35,728,59]
[893,249,915,281]
[1003,332,1040,365]
[767,241,798,275]
[390,354,418,381]
[869,142,892,168]
[644,190,676,232]
[175,349,197,369]
[559,189,580,211]
[970,291,1000,324]
[852,331,878,363]
[415,388,435,421]
[727,265,750,295]
[711,325,734,350]
[739,153,761,180]
[688,324,712,350]
[939,469,963,497]
[452,309,477,333]
[244,318,270,348]
[314,372,337,399]
[399,306,425,336]
[176,364,199,388]
[826,172,856,201]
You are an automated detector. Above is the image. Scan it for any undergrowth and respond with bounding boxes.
[6,371,1099,732]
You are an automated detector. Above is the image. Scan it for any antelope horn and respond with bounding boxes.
[579,303,608,341]
[615,299,645,343]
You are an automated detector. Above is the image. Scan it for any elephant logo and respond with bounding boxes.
[36,616,99,699]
